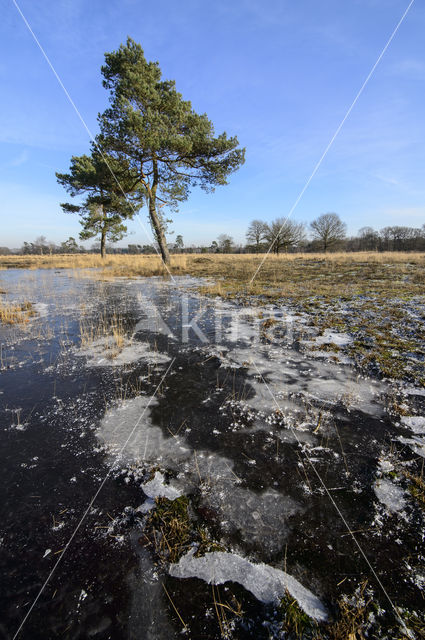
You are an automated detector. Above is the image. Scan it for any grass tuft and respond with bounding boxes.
[0,301,35,325]
[144,495,191,563]
[280,589,317,638]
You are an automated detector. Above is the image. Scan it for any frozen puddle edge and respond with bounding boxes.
[169,549,327,621]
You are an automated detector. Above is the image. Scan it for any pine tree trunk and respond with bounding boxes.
[100,228,106,258]
[99,205,106,259]
[146,155,170,266]
[148,189,170,265]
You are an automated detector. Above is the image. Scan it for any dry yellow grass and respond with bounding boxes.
[1,252,424,302]
[0,301,35,325]
[1,250,424,273]
[79,311,126,352]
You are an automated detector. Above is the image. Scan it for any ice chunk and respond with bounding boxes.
[170,550,327,621]
[374,478,407,514]
[76,337,171,367]
[98,396,192,468]
[401,416,425,434]
[398,435,425,458]
[142,471,182,500]
[200,485,300,554]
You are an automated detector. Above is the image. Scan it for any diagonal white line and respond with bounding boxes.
[10,7,182,637]
[12,0,176,280]
[249,0,415,285]
[11,0,415,636]
[12,358,176,639]
[248,359,410,635]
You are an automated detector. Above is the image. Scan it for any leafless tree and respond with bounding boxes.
[246,219,268,252]
[217,234,234,253]
[358,226,379,251]
[264,218,306,254]
[310,213,346,252]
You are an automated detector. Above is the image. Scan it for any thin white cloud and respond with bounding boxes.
[7,148,29,167]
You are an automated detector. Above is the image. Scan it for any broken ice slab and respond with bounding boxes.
[169,549,327,621]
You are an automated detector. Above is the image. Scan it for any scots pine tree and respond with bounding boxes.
[97,38,245,264]
[56,149,141,257]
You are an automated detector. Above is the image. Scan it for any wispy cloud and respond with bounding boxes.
[372,172,400,186]
[6,148,29,167]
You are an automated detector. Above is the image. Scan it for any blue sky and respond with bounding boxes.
[1,0,424,248]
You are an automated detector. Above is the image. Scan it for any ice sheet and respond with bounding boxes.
[170,550,327,621]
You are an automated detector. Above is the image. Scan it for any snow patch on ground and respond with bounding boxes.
[304,329,353,348]
[169,550,327,621]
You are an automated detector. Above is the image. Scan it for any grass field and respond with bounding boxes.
[1,251,424,296]
[1,252,424,384]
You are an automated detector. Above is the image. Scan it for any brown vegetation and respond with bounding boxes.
[0,301,35,325]
[1,251,424,296]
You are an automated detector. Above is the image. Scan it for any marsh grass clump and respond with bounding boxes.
[278,581,389,640]
[144,495,191,563]
[398,609,425,638]
[279,590,318,638]
[143,495,225,565]
[403,469,425,510]
[0,300,35,325]
[260,316,278,337]
[195,526,225,557]
[324,581,375,640]
[79,311,127,357]
[110,316,125,351]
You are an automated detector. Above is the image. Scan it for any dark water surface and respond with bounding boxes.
[0,269,424,639]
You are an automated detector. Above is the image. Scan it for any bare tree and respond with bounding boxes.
[310,213,346,252]
[264,219,305,254]
[358,226,379,251]
[246,219,268,252]
[380,225,424,251]
[217,234,234,253]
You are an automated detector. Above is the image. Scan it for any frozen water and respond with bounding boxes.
[398,435,425,458]
[401,416,425,434]
[97,396,192,468]
[200,485,300,553]
[76,337,171,367]
[374,478,407,514]
[98,400,301,554]
[169,549,327,621]
[219,345,384,416]
[141,471,182,500]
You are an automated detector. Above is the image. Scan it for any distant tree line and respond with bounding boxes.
[241,215,425,254]
[8,215,425,256]
[164,217,424,254]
